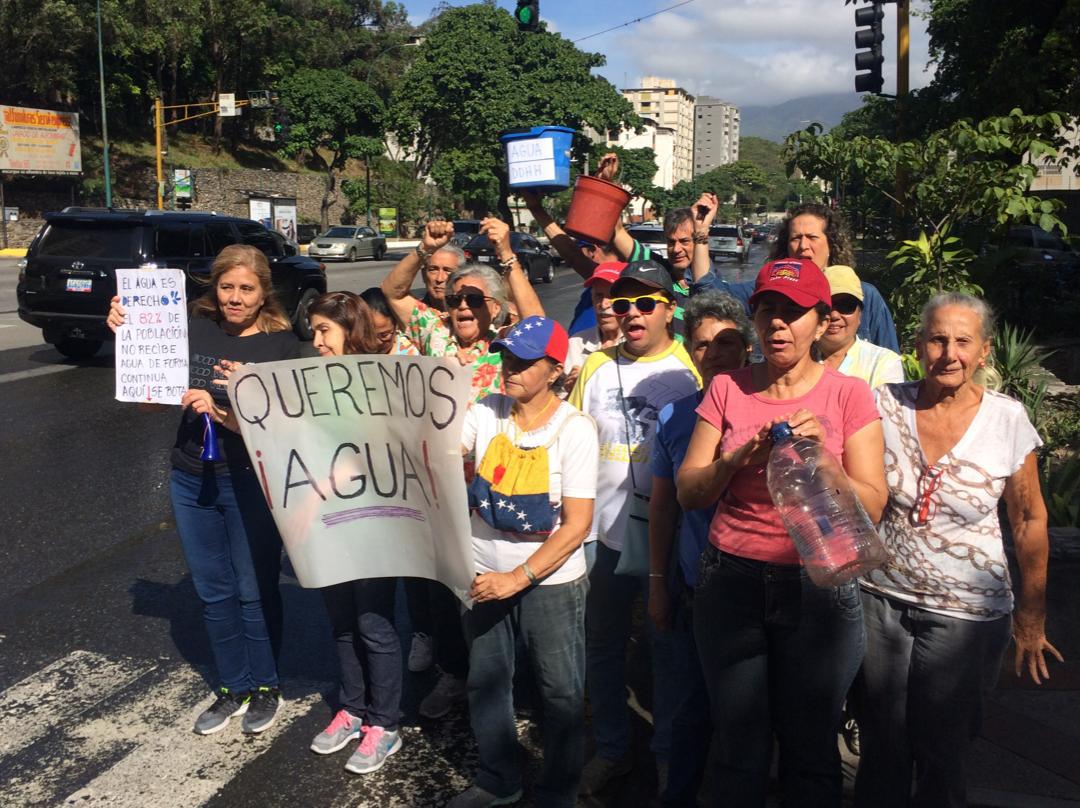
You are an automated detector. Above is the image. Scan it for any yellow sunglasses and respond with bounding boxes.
[610,292,670,316]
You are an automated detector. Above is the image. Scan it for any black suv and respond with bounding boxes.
[17,208,328,359]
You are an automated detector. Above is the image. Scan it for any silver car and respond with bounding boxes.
[709,224,750,263]
[307,225,387,262]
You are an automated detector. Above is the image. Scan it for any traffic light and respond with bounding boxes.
[515,0,539,32]
[854,2,885,94]
[273,106,291,144]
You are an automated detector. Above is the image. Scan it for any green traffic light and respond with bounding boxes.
[516,7,533,24]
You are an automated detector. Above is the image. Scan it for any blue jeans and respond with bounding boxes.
[693,547,865,807]
[586,541,677,763]
[322,578,401,729]
[854,589,1011,808]
[170,468,283,692]
[462,576,587,807]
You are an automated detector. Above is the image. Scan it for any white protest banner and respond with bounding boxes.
[114,267,188,405]
[227,355,475,604]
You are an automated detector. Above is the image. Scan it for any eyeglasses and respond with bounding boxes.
[610,293,669,316]
[446,292,493,309]
[910,463,945,526]
[832,296,861,316]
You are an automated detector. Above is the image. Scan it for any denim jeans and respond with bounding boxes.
[693,547,865,808]
[586,540,677,763]
[170,467,283,692]
[854,589,1011,808]
[661,582,712,807]
[462,576,587,807]
[322,577,402,729]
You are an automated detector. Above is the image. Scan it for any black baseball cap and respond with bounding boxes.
[611,259,676,298]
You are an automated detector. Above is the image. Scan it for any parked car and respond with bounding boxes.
[462,231,555,283]
[709,224,750,262]
[750,223,772,243]
[450,219,483,249]
[1002,225,1079,269]
[306,225,387,261]
[16,208,328,359]
[626,224,668,260]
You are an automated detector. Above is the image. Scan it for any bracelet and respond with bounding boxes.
[648,573,665,579]
[497,255,517,275]
[521,562,539,585]
[415,244,433,262]
[692,231,710,245]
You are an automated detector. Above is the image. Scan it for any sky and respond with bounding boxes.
[405,0,935,107]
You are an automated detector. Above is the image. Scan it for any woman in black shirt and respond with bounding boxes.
[108,244,300,736]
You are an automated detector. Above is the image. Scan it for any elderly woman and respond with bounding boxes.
[448,316,598,808]
[106,245,302,736]
[677,258,888,807]
[818,265,903,389]
[854,293,1061,808]
[382,217,545,718]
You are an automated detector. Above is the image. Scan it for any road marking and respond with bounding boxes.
[0,364,77,384]
[0,650,155,758]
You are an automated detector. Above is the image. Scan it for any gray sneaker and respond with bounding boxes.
[445,785,523,807]
[241,686,282,734]
[578,753,633,795]
[418,670,467,719]
[194,688,249,735]
[310,709,363,755]
[344,726,402,774]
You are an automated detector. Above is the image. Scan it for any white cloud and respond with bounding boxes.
[593,0,935,107]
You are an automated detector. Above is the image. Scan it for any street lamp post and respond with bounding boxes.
[96,0,112,206]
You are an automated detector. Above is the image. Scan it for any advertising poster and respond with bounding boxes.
[274,203,297,242]
[0,105,82,175]
[249,198,272,229]
[377,207,397,237]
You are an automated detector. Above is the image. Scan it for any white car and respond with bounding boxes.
[627,225,668,260]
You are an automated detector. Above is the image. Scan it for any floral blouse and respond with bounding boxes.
[407,301,503,403]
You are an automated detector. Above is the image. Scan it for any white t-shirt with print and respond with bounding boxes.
[461,395,598,586]
[862,381,1042,620]
[568,342,700,551]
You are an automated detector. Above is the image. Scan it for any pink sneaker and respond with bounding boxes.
[310,709,363,755]
[345,725,402,774]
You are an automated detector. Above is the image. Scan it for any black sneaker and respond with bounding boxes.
[194,688,250,735]
[241,686,283,734]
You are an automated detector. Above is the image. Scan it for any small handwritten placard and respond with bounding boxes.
[114,267,189,405]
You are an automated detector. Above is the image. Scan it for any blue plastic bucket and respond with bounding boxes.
[500,126,576,192]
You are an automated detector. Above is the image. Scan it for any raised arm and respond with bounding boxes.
[522,191,596,281]
[380,220,454,324]
[482,217,544,320]
[691,192,719,283]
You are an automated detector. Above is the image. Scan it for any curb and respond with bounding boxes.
[0,248,27,257]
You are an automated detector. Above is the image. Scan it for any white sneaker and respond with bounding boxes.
[408,632,434,672]
[418,669,467,719]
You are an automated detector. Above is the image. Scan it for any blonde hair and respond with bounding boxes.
[190,244,292,333]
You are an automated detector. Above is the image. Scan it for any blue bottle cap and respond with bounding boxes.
[769,422,794,443]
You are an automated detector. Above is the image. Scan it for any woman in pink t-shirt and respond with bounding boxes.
[677,258,887,807]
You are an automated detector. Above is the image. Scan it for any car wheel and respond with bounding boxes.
[54,337,103,360]
[542,261,554,284]
[347,247,357,262]
[292,287,321,341]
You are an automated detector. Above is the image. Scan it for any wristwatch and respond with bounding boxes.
[415,244,433,261]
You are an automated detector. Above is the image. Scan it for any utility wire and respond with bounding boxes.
[573,0,698,43]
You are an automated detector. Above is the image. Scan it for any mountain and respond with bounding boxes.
[739,93,866,143]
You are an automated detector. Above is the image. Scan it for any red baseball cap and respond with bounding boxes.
[748,258,832,309]
[584,261,627,288]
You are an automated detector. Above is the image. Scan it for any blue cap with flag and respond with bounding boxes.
[491,316,569,364]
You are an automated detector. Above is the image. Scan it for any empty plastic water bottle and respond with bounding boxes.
[766,422,886,587]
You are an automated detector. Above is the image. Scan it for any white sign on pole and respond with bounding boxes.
[506,137,556,184]
[227,355,476,604]
[218,93,237,117]
[114,267,189,405]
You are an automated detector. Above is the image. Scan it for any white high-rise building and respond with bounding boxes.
[694,96,740,176]
[621,77,695,186]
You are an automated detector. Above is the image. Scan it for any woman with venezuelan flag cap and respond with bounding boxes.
[447,316,599,808]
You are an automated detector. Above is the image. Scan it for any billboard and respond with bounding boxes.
[378,207,397,237]
[0,105,82,175]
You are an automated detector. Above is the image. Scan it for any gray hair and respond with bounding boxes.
[447,262,509,326]
[683,290,754,346]
[917,292,996,342]
[428,243,466,267]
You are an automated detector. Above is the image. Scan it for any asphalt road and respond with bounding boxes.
[0,248,769,808]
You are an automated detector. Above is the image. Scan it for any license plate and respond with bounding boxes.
[65,278,92,293]
[478,255,493,263]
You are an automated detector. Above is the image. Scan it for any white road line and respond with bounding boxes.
[59,672,327,807]
[0,364,77,384]
[0,650,155,758]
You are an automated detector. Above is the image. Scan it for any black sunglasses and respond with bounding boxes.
[832,295,861,316]
[446,292,492,309]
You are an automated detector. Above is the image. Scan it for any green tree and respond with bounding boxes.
[388,3,637,217]
[278,68,385,228]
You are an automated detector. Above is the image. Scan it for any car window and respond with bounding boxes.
[1005,228,1033,248]
[358,227,376,238]
[35,221,139,259]
[324,227,356,238]
[205,222,237,256]
[154,222,207,259]
[454,220,481,234]
[628,228,666,244]
[464,233,492,251]
[710,226,739,238]
[1034,230,1066,251]
[237,222,282,257]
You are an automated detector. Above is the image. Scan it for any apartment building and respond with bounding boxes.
[694,96,740,176]
[621,77,695,186]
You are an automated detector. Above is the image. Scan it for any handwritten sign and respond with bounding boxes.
[227,355,476,604]
[507,137,556,185]
[114,267,189,405]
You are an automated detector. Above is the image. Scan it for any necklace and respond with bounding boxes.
[513,395,558,434]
